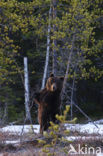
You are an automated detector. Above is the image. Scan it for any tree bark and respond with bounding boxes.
[61,35,75,102]
[70,72,75,120]
[24,57,32,122]
[52,0,57,76]
[3,102,8,123]
[41,6,52,89]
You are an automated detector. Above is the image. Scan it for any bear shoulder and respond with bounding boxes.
[34,88,48,105]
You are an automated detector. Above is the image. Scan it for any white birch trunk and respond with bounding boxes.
[61,35,75,106]
[70,74,75,120]
[41,7,52,89]
[3,102,8,123]
[62,36,75,96]
[24,57,31,122]
[52,0,57,76]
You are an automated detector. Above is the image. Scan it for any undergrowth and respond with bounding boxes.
[37,105,77,156]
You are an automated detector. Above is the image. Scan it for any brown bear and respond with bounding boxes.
[34,73,64,134]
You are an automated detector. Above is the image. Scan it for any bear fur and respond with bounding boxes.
[34,73,64,134]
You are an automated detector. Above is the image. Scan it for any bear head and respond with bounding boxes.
[46,73,64,92]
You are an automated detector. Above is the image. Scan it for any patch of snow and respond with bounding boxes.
[4,140,20,144]
[94,119,103,124]
[66,136,103,141]
[66,123,103,135]
[97,154,103,156]
[0,122,103,136]
[0,125,40,135]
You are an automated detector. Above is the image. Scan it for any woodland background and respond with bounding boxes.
[0,0,103,124]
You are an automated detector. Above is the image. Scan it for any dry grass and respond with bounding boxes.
[0,151,97,156]
[0,131,102,156]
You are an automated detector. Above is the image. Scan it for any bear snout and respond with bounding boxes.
[51,83,57,91]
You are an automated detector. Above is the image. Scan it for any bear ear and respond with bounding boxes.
[50,73,54,77]
[60,76,64,81]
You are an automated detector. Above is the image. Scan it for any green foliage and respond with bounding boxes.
[38,105,77,155]
[51,0,103,81]
[0,0,103,122]
[8,105,24,122]
[0,0,48,122]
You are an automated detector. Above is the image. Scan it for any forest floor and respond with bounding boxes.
[0,120,103,156]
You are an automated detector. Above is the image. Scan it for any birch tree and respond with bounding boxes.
[41,6,52,89]
[24,57,32,122]
[53,0,95,103]
[52,0,57,75]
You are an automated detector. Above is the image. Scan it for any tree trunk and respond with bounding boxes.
[3,102,8,123]
[70,73,75,120]
[61,36,75,102]
[41,6,52,89]
[52,0,57,76]
[24,57,32,122]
